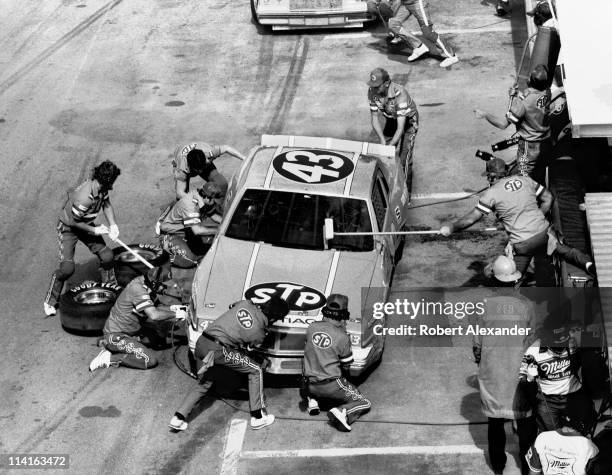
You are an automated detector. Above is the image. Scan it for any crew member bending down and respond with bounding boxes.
[173,141,245,200]
[44,161,121,317]
[368,68,419,191]
[387,0,459,68]
[89,265,185,371]
[157,182,223,268]
[301,294,371,432]
[169,296,289,432]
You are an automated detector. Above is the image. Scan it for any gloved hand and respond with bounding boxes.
[108,224,119,241]
[526,364,539,382]
[439,225,452,237]
[93,224,109,235]
[170,305,188,320]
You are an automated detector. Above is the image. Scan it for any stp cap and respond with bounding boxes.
[367,68,390,88]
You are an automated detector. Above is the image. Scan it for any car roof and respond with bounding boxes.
[236,135,396,199]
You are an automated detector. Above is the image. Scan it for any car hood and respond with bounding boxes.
[193,236,378,326]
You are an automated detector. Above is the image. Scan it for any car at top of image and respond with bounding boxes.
[187,134,410,377]
[251,0,375,31]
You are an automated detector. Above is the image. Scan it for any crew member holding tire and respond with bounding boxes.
[368,68,419,190]
[301,294,371,432]
[173,141,246,200]
[169,296,289,432]
[157,182,223,268]
[89,265,184,371]
[44,161,121,317]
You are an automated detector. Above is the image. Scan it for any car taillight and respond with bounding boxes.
[348,332,361,346]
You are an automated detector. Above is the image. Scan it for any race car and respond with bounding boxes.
[251,0,375,31]
[187,135,410,377]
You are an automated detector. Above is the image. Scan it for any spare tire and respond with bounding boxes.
[113,242,167,286]
[59,281,123,336]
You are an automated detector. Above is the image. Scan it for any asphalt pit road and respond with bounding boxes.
[77,4,87,7]
[174,54,185,58]
[164,101,185,107]
[420,103,445,107]
[139,79,158,84]
[0,118,5,123]
[79,405,121,418]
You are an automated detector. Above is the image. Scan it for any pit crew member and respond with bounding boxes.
[168,296,289,431]
[368,67,419,190]
[387,0,459,68]
[173,141,246,200]
[474,65,552,183]
[301,294,371,432]
[89,265,184,371]
[44,161,121,317]
[157,182,223,268]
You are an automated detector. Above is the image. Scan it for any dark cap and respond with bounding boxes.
[322,294,350,321]
[259,295,289,322]
[367,68,390,88]
[526,1,552,18]
[482,158,507,177]
[541,324,570,346]
[198,182,223,199]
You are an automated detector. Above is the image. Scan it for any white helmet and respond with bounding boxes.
[485,255,522,282]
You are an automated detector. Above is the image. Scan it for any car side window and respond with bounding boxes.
[371,174,389,231]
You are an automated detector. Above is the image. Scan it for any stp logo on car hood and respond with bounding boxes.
[244,282,326,312]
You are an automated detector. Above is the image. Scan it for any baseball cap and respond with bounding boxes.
[529,64,549,90]
[481,157,507,177]
[367,68,390,88]
[526,1,552,18]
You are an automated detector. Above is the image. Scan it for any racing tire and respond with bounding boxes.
[250,0,260,25]
[113,242,167,286]
[59,281,123,336]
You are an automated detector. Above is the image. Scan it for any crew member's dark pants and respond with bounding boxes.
[175,336,266,419]
[510,138,552,185]
[512,230,554,286]
[488,416,537,475]
[160,233,201,268]
[383,112,419,191]
[388,0,455,58]
[45,221,114,308]
[303,377,371,425]
[100,332,158,369]
[535,388,595,433]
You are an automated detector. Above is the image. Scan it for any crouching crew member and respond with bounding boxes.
[368,68,419,190]
[44,161,121,317]
[169,296,289,432]
[89,265,184,371]
[157,182,223,268]
[173,141,245,200]
[302,294,371,432]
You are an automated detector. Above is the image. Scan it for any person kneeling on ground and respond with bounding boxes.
[157,182,223,269]
[89,265,186,371]
[301,294,371,432]
[169,295,289,432]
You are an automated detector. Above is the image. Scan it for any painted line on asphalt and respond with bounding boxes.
[241,444,519,458]
[220,419,248,475]
[323,25,510,41]
[411,192,478,200]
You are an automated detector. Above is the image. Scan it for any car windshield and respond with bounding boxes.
[225,189,374,251]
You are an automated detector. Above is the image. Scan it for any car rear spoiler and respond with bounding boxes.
[261,134,396,160]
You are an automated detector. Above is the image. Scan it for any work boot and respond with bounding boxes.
[328,407,351,432]
[407,43,428,62]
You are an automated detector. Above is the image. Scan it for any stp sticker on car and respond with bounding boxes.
[272,149,354,184]
[236,308,254,329]
[312,331,333,348]
[245,282,327,311]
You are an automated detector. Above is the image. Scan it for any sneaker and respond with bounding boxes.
[89,349,112,372]
[439,55,459,68]
[407,43,428,62]
[43,302,57,317]
[307,398,320,416]
[328,407,351,432]
[169,415,188,431]
[250,413,275,430]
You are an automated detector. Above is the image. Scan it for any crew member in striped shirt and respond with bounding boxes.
[44,161,121,317]
[156,182,223,268]
[301,294,371,432]
[89,265,185,371]
[368,68,419,190]
[519,324,596,434]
